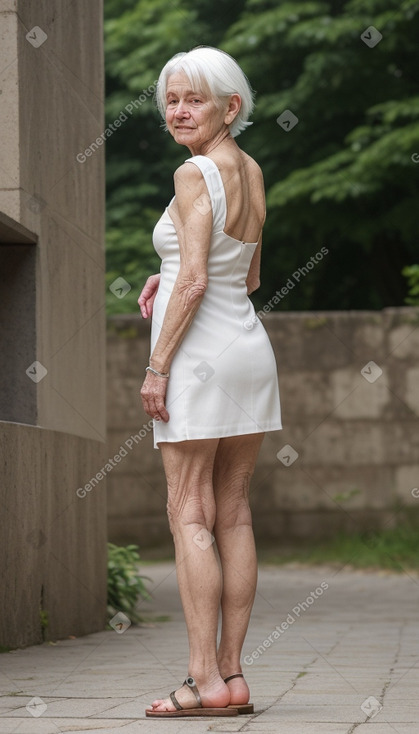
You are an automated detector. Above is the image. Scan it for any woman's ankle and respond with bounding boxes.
[188,661,224,686]
[217,656,243,680]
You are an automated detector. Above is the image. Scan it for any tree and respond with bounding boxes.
[223,0,419,309]
[104,0,419,314]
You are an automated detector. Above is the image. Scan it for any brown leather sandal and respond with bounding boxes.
[145,675,239,717]
[225,673,254,714]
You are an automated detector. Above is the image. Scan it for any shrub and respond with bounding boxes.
[402,264,419,306]
[107,542,151,625]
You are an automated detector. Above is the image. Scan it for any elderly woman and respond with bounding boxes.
[139,46,282,717]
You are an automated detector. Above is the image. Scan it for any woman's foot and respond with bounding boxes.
[220,670,250,705]
[147,673,231,713]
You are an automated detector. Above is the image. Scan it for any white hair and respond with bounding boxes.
[155,46,255,138]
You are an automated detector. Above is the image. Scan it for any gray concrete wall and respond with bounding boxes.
[0,0,106,647]
[1,423,107,646]
[106,309,419,549]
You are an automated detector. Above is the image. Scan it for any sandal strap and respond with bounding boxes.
[169,691,183,711]
[169,674,241,712]
[184,676,202,707]
[224,673,244,683]
[170,676,203,710]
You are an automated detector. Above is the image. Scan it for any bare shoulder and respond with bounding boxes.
[170,162,212,231]
[171,163,208,221]
[173,161,206,189]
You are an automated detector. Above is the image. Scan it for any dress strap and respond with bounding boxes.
[184,155,226,232]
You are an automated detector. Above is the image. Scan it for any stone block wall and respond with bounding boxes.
[106,308,419,548]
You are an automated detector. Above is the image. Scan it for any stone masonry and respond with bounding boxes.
[106,308,419,548]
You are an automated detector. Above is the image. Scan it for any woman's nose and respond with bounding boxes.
[174,102,190,118]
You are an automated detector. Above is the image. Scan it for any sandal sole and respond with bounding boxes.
[228,703,254,714]
[145,706,238,717]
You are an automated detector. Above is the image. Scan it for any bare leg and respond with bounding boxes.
[213,433,265,705]
[148,438,231,712]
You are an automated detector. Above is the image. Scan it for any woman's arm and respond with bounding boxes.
[140,163,212,421]
[246,234,262,295]
[246,166,265,295]
[149,163,212,372]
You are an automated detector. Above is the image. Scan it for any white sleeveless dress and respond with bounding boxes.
[150,154,282,448]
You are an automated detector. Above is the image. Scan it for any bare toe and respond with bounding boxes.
[148,683,195,712]
[150,697,175,711]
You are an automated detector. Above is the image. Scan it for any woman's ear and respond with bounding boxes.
[224,93,241,125]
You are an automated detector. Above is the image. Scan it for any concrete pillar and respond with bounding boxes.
[0,0,107,647]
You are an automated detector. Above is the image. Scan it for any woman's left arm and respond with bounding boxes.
[140,164,212,422]
[246,234,262,295]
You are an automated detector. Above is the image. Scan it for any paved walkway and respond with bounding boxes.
[1,561,419,734]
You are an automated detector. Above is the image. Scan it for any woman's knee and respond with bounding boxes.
[166,487,216,534]
[215,494,253,532]
[214,469,253,524]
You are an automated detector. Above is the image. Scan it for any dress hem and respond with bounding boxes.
[153,423,283,449]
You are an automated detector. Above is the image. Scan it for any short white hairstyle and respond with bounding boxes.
[155,46,255,138]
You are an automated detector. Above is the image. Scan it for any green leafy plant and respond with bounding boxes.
[107,542,152,625]
[402,264,419,306]
[39,609,48,632]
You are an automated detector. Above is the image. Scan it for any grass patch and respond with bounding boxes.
[257,524,419,571]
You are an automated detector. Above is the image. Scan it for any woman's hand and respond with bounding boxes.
[140,371,170,423]
[138,274,161,318]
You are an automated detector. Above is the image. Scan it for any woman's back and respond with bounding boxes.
[204,148,265,245]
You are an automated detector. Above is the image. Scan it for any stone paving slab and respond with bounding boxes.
[1,562,419,733]
[211,727,351,734]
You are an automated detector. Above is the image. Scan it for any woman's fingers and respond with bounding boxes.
[138,274,161,318]
[140,374,170,422]
[144,397,170,423]
[138,289,152,318]
[151,400,170,423]
[149,393,170,422]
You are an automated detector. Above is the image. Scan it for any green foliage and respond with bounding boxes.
[104,0,203,315]
[224,0,419,310]
[104,0,419,314]
[107,542,152,624]
[331,488,361,503]
[402,264,419,305]
[39,609,48,632]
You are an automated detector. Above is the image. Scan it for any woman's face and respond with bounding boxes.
[165,71,232,150]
